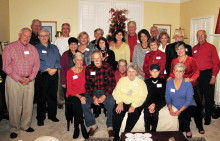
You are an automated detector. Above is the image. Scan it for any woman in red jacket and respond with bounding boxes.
[143,38,166,80]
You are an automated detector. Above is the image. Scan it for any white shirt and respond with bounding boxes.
[53,36,70,56]
[158,43,169,53]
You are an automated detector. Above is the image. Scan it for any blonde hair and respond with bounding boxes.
[77,31,90,43]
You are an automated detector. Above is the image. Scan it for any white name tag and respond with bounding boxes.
[164,70,167,74]
[134,83,139,87]
[170,88,175,93]
[186,48,188,52]
[73,75,78,79]
[157,84,162,88]
[90,71,96,75]
[156,56,161,59]
[24,51,29,55]
[85,48,90,51]
[146,50,150,53]
[42,50,47,53]
[194,50,197,53]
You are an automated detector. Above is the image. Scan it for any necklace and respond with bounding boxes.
[152,80,158,84]
[178,55,187,63]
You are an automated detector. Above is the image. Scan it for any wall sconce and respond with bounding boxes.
[55,31,62,38]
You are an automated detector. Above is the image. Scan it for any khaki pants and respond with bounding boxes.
[5,76,34,133]
[57,70,64,105]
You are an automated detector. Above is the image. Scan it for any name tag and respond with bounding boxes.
[42,50,47,53]
[85,48,90,51]
[24,51,29,55]
[186,48,188,52]
[134,83,138,87]
[146,50,150,53]
[73,75,78,79]
[170,88,175,93]
[194,50,197,53]
[157,84,162,88]
[90,71,96,75]
[156,56,161,59]
[164,70,167,74]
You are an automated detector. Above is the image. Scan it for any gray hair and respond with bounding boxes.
[94,28,104,35]
[118,59,127,65]
[174,63,186,72]
[92,50,102,58]
[74,52,84,59]
[150,26,158,32]
[173,29,185,39]
[38,29,50,36]
[31,19,41,26]
[20,28,31,34]
[127,63,138,72]
[127,21,136,27]
[62,23,71,30]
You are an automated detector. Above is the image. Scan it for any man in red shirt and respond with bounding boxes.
[192,30,220,125]
[125,21,138,62]
[114,59,127,83]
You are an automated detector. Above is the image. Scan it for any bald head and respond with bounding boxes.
[197,30,207,45]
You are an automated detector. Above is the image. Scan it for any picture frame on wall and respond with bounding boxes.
[153,24,171,37]
[41,21,57,42]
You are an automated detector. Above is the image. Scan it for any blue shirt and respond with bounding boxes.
[165,78,196,110]
[35,43,61,72]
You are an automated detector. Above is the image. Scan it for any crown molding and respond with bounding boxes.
[139,0,190,3]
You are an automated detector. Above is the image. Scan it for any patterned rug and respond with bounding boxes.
[188,137,207,141]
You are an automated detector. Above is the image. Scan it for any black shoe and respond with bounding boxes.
[10,132,17,139]
[37,121,44,126]
[81,124,89,139]
[73,127,79,139]
[58,104,63,109]
[48,117,59,122]
[204,117,211,125]
[25,127,34,132]
[113,136,120,141]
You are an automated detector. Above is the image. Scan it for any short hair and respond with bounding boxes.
[158,31,170,43]
[174,63,186,72]
[150,26,158,32]
[97,37,109,50]
[175,41,186,51]
[74,52,84,59]
[38,29,50,35]
[118,59,127,66]
[20,28,31,34]
[92,50,102,58]
[68,37,78,45]
[94,28,104,35]
[147,38,160,48]
[77,31,90,43]
[138,29,151,43]
[127,62,138,72]
[113,29,125,43]
[127,21,136,27]
[62,23,71,30]
[197,30,207,36]
[31,19,41,26]
[173,29,184,39]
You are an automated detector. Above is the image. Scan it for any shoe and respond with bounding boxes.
[25,127,34,132]
[81,124,89,139]
[37,121,44,126]
[199,129,205,134]
[204,117,211,125]
[58,104,63,109]
[10,132,17,139]
[113,136,120,141]
[73,127,79,139]
[108,129,115,138]
[186,131,192,138]
[88,126,98,137]
[48,117,59,122]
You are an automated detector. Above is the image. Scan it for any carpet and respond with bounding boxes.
[189,137,207,141]
[86,138,113,141]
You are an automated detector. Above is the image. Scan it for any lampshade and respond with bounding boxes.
[172,28,188,39]
[55,31,62,38]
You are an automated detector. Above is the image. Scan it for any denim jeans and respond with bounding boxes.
[81,90,115,128]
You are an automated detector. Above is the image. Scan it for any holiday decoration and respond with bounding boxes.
[215,8,220,34]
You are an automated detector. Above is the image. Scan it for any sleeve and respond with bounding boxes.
[54,45,61,69]
[112,79,124,104]
[155,80,166,110]
[143,54,150,79]
[108,50,117,71]
[169,59,175,78]
[125,43,130,63]
[66,70,75,97]
[159,52,166,78]
[165,45,172,76]
[183,82,194,108]
[186,44,192,57]
[132,45,137,63]
[211,45,220,76]
[60,52,68,85]
[189,58,200,83]
[29,49,40,81]
[105,65,116,95]
[85,67,94,97]
[165,81,171,106]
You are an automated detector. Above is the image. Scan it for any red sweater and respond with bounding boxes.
[143,49,166,80]
[66,66,86,97]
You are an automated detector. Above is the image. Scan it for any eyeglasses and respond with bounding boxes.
[174,70,184,73]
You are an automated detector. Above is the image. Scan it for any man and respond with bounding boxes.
[82,51,116,138]
[192,30,220,125]
[2,28,40,139]
[125,21,138,62]
[115,59,127,83]
[30,19,42,45]
[53,23,71,109]
[165,29,192,76]
[35,29,61,126]
[150,26,159,39]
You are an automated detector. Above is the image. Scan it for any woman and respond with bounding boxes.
[112,63,148,141]
[132,29,151,80]
[165,63,196,138]
[77,31,96,66]
[144,64,166,132]
[110,29,130,63]
[158,32,170,52]
[167,42,204,134]
[143,38,166,80]
[90,28,104,48]
[97,37,117,70]
[66,52,89,139]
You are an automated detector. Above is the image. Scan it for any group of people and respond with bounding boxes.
[1,19,220,141]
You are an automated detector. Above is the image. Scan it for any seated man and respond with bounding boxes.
[115,59,127,83]
[82,51,116,138]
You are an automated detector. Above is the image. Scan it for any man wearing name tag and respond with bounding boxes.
[82,51,116,138]
[2,28,40,139]
[35,29,61,126]
[192,30,220,125]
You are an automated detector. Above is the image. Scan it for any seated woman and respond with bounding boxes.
[66,52,89,139]
[143,38,166,80]
[144,64,166,132]
[165,63,196,138]
[112,63,148,141]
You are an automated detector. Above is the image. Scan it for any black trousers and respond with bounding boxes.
[197,69,215,118]
[112,103,143,138]
[36,72,58,121]
[178,106,196,132]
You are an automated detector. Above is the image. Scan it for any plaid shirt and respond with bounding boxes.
[85,62,116,97]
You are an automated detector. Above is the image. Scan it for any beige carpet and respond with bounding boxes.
[0,104,220,141]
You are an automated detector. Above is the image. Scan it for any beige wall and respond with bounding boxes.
[9,0,78,42]
[180,0,220,47]
[0,0,10,42]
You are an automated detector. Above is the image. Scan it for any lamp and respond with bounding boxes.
[173,27,188,39]
[55,31,62,38]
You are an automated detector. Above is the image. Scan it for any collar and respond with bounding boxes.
[198,41,207,47]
